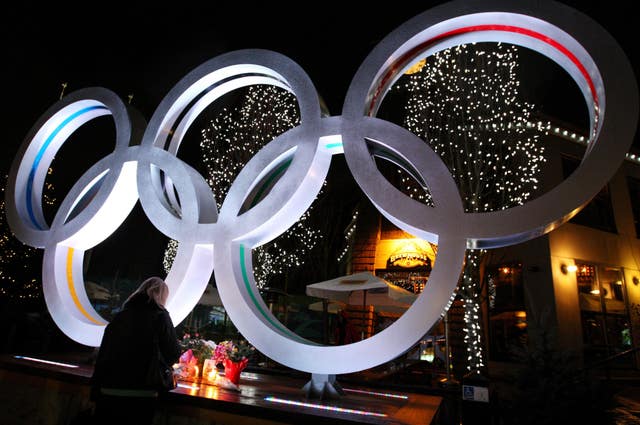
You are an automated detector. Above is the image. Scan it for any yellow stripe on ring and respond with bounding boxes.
[66,247,105,325]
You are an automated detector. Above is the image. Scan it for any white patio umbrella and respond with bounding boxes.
[347,283,417,307]
[306,272,416,315]
[306,272,417,339]
[308,299,412,316]
[307,272,385,300]
[308,300,345,314]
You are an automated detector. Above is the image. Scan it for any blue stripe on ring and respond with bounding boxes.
[26,105,107,229]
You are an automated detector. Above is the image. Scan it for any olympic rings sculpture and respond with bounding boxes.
[5,0,638,375]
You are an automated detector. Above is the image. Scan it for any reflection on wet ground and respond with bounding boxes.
[612,388,640,425]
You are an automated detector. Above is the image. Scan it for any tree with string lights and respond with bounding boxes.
[163,85,325,290]
[0,173,56,300]
[396,43,546,373]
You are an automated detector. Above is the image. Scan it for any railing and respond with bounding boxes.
[583,347,640,381]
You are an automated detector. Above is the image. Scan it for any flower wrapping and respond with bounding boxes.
[223,357,249,385]
[179,349,196,366]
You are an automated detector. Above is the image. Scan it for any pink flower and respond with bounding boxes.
[214,341,232,365]
[180,349,196,366]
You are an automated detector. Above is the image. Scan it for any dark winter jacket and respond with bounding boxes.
[91,292,180,394]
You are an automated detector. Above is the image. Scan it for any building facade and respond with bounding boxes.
[487,132,640,371]
[348,123,640,377]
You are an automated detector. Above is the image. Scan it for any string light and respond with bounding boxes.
[487,275,496,310]
[396,43,546,372]
[0,172,53,299]
[336,210,359,262]
[264,396,387,417]
[163,85,323,288]
[342,387,409,399]
[14,355,78,368]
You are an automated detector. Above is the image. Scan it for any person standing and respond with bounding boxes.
[91,276,180,425]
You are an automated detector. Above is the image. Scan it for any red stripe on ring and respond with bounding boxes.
[369,24,599,119]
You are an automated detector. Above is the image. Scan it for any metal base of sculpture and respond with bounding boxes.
[302,374,344,399]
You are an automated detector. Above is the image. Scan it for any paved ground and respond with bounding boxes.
[612,387,640,424]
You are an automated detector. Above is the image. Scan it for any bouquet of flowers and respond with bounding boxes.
[179,333,216,363]
[213,340,255,365]
[213,340,255,386]
[176,333,215,381]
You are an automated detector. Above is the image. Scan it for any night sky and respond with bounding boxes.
[2,1,639,262]
[4,2,439,166]
[1,1,636,361]
[5,2,638,164]
[0,1,637,317]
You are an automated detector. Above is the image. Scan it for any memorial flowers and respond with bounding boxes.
[213,340,255,365]
[175,335,255,385]
[214,340,255,385]
[176,333,216,381]
[179,333,216,362]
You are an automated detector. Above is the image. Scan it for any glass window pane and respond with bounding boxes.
[598,265,626,315]
[581,312,606,346]
[487,263,527,362]
[605,316,632,351]
[576,262,635,368]
[576,263,601,312]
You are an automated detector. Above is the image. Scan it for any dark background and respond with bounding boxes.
[1,0,638,355]
[2,0,639,284]
[3,1,639,167]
